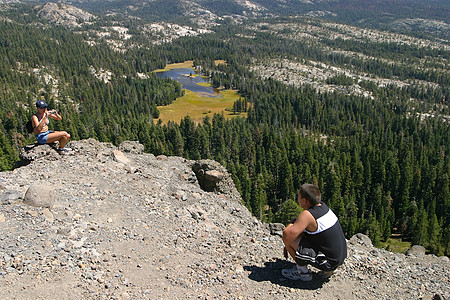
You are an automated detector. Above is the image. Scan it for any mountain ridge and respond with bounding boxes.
[4,0,450,26]
[0,139,448,299]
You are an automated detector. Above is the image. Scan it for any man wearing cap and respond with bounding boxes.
[31,100,71,154]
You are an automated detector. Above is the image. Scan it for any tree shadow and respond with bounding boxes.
[244,259,326,290]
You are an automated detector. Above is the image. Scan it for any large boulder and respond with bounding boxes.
[349,233,373,247]
[267,223,285,237]
[23,183,55,209]
[405,245,426,256]
[192,161,225,192]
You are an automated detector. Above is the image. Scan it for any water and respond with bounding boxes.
[156,68,221,98]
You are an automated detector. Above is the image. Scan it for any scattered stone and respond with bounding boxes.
[119,141,144,154]
[113,150,130,165]
[433,293,445,300]
[124,165,137,173]
[0,191,21,205]
[42,208,54,222]
[27,210,39,217]
[187,205,206,221]
[19,143,60,165]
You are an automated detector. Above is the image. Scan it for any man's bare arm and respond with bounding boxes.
[282,210,315,260]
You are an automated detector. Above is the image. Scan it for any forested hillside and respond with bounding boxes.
[0,3,448,256]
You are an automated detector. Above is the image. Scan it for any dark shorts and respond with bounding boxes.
[35,131,53,144]
[294,238,337,271]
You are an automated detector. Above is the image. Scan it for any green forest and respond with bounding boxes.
[0,4,449,256]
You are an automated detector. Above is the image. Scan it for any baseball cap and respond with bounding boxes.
[36,100,48,109]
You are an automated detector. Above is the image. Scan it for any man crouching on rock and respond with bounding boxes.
[282,184,347,281]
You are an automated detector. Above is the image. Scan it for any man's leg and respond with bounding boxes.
[282,235,313,281]
[294,238,319,267]
[283,233,302,262]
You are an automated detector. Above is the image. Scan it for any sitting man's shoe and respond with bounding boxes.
[282,266,313,281]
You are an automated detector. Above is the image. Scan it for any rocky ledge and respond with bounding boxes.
[0,139,448,299]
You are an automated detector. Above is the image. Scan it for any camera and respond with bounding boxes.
[48,110,56,115]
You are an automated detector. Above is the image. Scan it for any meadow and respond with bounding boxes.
[156,89,245,124]
[155,61,246,124]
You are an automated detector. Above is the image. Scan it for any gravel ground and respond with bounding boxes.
[0,139,448,299]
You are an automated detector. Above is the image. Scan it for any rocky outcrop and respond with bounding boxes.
[18,143,60,165]
[38,2,95,28]
[0,139,448,299]
[191,160,240,202]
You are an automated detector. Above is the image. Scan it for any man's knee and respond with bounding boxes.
[282,230,294,246]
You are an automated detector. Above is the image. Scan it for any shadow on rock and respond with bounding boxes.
[244,259,326,290]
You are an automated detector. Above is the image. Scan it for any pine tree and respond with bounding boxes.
[250,174,267,221]
[427,213,442,255]
[413,208,428,247]
[367,213,381,247]
[274,199,302,225]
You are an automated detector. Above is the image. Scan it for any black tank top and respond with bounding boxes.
[304,203,347,266]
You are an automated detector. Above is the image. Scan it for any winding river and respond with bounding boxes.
[156,68,221,98]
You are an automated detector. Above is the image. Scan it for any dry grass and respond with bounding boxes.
[214,60,227,66]
[379,236,411,253]
[154,60,227,72]
[156,89,246,124]
[153,60,194,72]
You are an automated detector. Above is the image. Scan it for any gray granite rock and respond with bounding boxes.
[23,183,55,208]
[0,191,22,205]
[349,233,373,247]
[406,245,426,256]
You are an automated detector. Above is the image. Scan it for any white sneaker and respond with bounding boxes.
[58,147,71,155]
[281,266,313,281]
